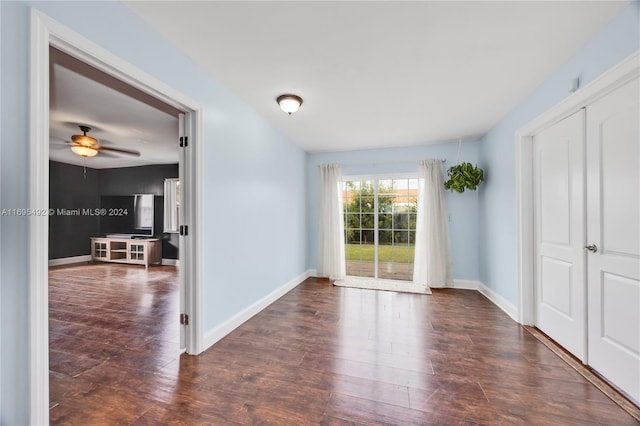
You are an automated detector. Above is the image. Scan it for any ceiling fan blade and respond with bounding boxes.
[94,150,121,158]
[96,145,140,157]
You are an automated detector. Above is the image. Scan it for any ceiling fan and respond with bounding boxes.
[69,125,140,158]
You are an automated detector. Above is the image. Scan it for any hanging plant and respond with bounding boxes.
[444,162,485,193]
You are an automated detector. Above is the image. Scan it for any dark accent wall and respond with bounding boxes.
[99,164,179,259]
[49,162,101,259]
[49,161,179,260]
[98,164,176,196]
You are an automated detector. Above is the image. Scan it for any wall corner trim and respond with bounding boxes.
[452,279,519,322]
[477,282,519,322]
[202,269,313,351]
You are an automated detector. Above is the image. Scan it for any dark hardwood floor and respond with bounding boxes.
[49,264,639,425]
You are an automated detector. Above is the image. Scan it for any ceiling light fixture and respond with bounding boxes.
[68,125,140,158]
[71,125,98,147]
[70,145,98,157]
[277,94,303,115]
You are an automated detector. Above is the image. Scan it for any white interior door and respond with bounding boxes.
[586,77,640,404]
[534,109,586,360]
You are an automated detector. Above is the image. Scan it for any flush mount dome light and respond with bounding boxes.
[277,94,303,115]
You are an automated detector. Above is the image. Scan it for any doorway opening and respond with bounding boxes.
[47,45,185,417]
[30,10,203,424]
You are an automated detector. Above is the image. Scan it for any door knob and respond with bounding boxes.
[584,244,598,253]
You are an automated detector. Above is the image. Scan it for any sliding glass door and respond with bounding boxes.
[344,180,375,278]
[343,177,418,281]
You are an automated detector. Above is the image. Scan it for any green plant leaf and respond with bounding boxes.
[443,162,485,193]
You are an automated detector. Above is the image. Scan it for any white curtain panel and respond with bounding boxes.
[163,178,179,232]
[413,159,452,288]
[317,163,346,280]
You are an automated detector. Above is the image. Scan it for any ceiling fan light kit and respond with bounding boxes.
[70,145,98,157]
[277,94,303,115]
[69,125,140,158]
[71,125,98,146]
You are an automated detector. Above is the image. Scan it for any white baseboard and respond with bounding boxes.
[202,269,313,351]
[451,279,518,322]
[477,282,519,322]
[48,255,91,267]
[308,269,318,277]
[452,279,481,290]
[48,256,181,268]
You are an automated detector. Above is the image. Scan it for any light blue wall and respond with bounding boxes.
[2,1,639,423]
[478,1,640,305]
[1,2,31,422]
[307,141,481,281]
[0,1,307,423]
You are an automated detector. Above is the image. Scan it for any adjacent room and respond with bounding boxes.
[1,1,639,425]
[47,46,186,414]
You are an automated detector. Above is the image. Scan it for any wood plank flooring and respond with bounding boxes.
[49,265,639,425]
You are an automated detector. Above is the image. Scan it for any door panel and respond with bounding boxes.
[601,272,639,354]
[539,139,571,245]
[534,109,586,360]
[601,108,640,256]
[540,257,572,316]
[586,78,640,404]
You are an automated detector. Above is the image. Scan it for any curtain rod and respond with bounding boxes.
[318,159,446,168]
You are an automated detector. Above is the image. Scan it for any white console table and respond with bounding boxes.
[91,237,161,269]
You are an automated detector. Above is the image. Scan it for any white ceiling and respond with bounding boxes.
[49,47,180,169]
[124,0,628,153]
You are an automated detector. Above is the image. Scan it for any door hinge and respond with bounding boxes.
[180,313,189,326]
[179,136,189,148]
[179,225,189,236]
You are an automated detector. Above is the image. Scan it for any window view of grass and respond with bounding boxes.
[345,244,415,263]
[343,178,418,280]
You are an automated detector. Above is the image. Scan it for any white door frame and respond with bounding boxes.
[29,9,204,424]
[516,51,639,325]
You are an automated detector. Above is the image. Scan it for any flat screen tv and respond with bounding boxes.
[100,194,154,237]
